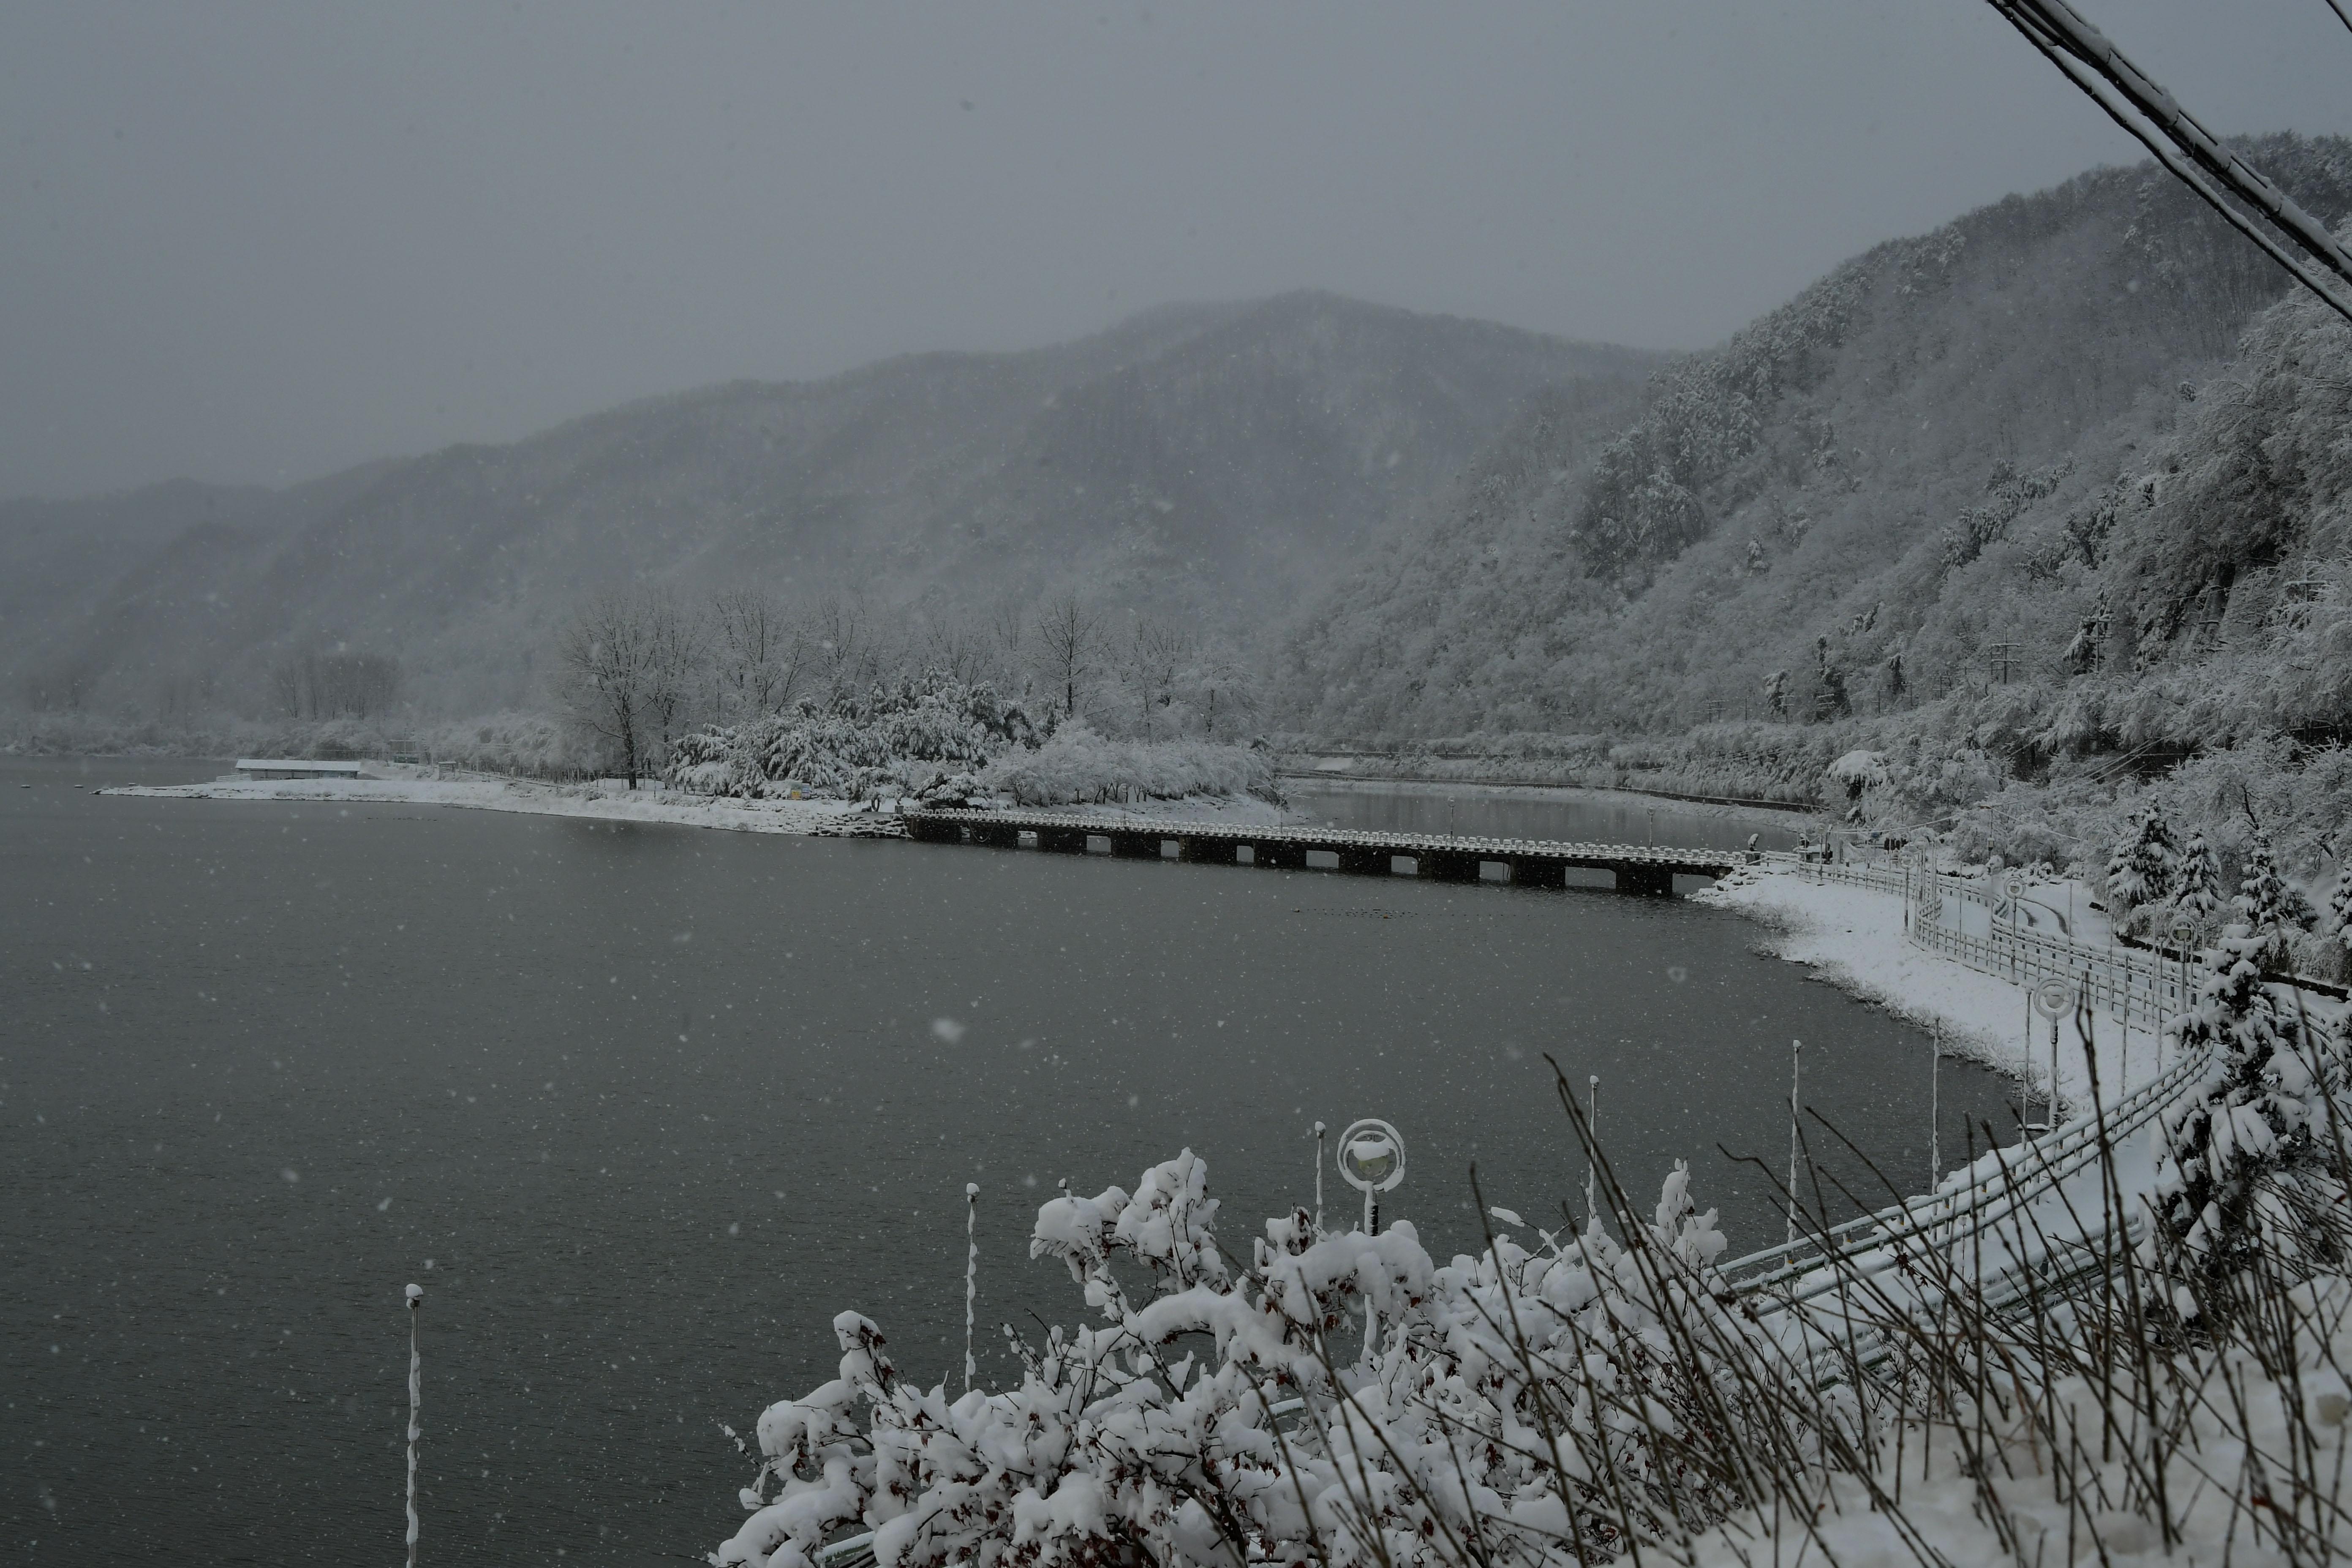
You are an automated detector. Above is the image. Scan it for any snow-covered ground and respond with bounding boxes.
[1698,865,2175,1113]
[107,768,864,834]
[106,768,1297,835]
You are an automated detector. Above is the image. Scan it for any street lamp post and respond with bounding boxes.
[1336,1119,1405,1236]
[2031,977,2074,1132]
[2170,915,2197,1075]
[1336,1119,1405,1372]
[2005,873,2025,983]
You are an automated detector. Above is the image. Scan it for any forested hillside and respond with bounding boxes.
[1,293,1654,717]
[1278,136,2352,745]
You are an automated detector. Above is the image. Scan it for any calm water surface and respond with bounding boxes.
[1,755,2004,1565]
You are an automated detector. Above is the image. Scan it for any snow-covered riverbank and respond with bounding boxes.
[1698,863,2346,1114]
[103,769,1293,835]
[1697,866,2092,1087]
[107,770,864,832]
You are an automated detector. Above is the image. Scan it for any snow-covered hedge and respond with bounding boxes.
[980,724,1282,807]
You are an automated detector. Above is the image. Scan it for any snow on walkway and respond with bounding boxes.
[1696,865,2172,1114]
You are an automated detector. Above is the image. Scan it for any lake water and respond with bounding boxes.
[1,755,2007,1565]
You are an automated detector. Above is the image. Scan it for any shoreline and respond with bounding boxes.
[102,770,1296,835]
[1690,864,2352,1112]
[107,771,863,833]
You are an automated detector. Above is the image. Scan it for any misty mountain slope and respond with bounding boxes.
[0,292,1656,716]
[1278,136,2352,740]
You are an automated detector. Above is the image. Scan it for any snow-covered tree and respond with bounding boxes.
[2175,831,2223,922]
[557,588,705,789]
[2331,860,2352,958]
[2105,805,2177,914]
[710,589,808,719]
[1034,594,1102,723]
[2156,936,2343,1273]
[2233,830,2295,972]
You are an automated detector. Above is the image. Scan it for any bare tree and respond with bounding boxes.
[270,649,402,720]
[917,615,993,687]
[710,589,805,719]
[807,595,873,708]
[1194,644,1263,739]
[22,657,100,714]
[557,588,699,788]
[1034,593,1100,722]
[1127,618,1193,740]
[642,596,707,765]
[987,597,1027,670]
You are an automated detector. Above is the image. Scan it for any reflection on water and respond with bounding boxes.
[3,755,1984,1565]
[1287,777,1807,852]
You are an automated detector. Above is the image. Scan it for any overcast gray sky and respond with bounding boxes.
[6,1,2350,501]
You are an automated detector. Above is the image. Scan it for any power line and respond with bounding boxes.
[1984,0,2352,328]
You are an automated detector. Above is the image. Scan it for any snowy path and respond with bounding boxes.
[1696,865,2176,1115]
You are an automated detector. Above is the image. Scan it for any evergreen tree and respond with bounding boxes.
[2175,832,2222,922]
[2332,861,2352,958]
[2106,804,2177,913]
[2158,935,2341,1275]
[2234,830,2295,973]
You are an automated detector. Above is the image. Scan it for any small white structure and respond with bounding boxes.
[236,758,365,781]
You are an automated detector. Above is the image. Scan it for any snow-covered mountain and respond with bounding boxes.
[1,292,1657,714]
[1276,135,2352,745]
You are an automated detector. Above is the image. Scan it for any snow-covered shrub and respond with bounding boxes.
[982,724,1281,808]
[664,674,1038,801]
[719,1066,2352,1568]
[714,1149,1768,1568]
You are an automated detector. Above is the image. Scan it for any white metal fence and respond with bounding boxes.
[1774,857,2196,1022]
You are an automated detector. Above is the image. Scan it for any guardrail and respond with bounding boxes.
[1710,855,2233,1381]
[1775,858,2194,1018]
[1719,1031,2210,1300]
